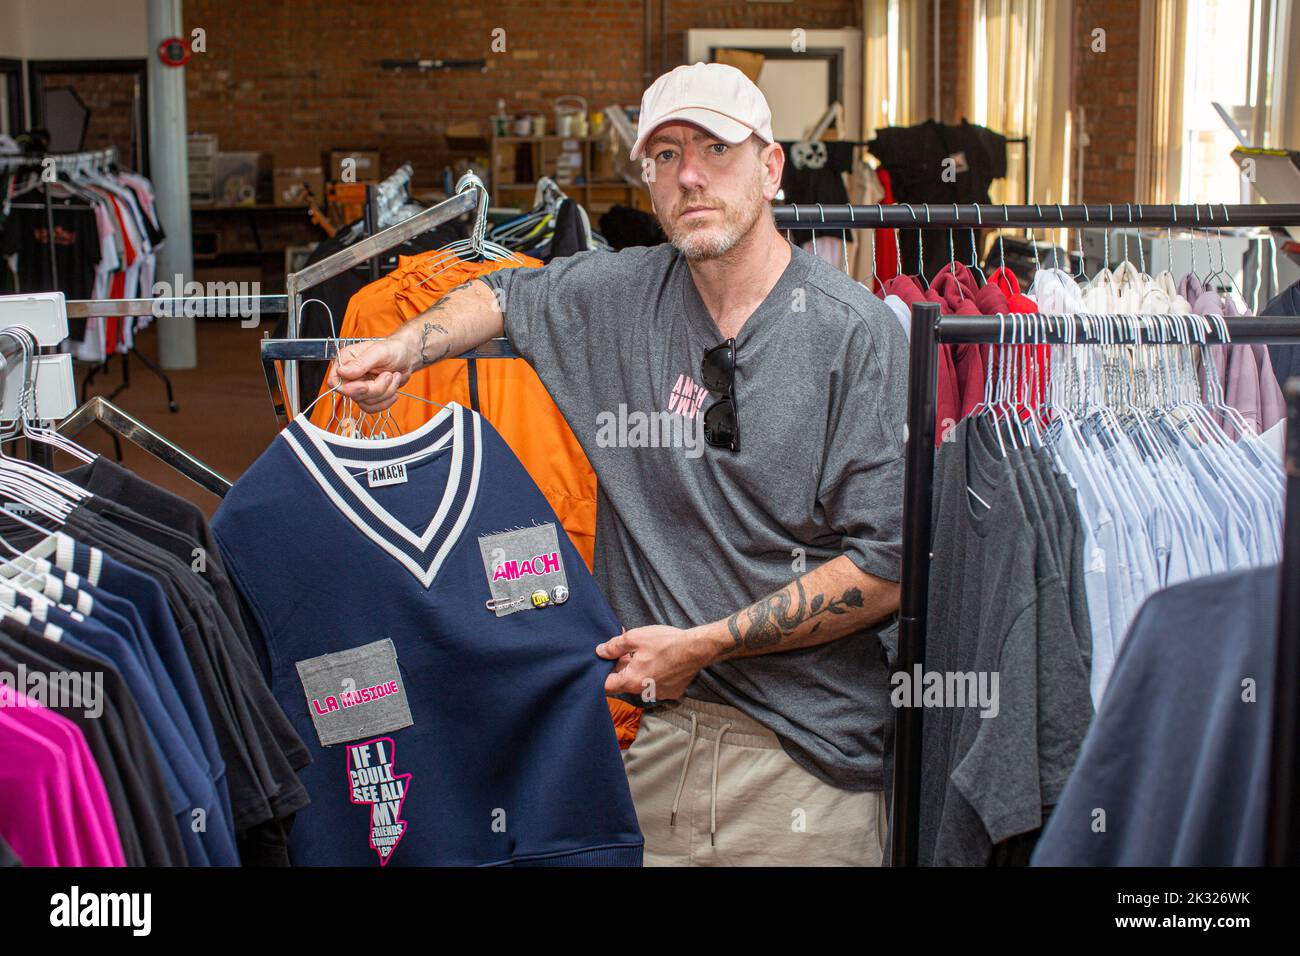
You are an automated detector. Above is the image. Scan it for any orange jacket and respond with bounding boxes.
[309,252,642,746]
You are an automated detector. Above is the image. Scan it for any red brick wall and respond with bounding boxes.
[183,0,860,185]
[1072,0,1140,201]
[938,0,973,123]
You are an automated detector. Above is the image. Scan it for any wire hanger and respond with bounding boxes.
[307,291,452,441]
[969,204,987,286]
[413,172,521,288]
[946,204,966,300]
[842,204,854,279]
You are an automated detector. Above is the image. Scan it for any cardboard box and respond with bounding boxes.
[275,145,323,169]
[212,151,263,206]
[714,48,765,84]
[446,120,482,139]
[328,149,382,182]
[273,166,325,206]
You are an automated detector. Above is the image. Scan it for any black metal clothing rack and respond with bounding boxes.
[265,200,1300,867]
[902,304,1300,867]
[773,200,1300,867]
[770,202,1300,232]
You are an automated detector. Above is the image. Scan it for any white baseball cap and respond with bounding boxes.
[629,62,775,162]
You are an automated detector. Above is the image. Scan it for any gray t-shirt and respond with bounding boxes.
[916,418,1044,865]
[1032,565,1278,866]
[482,242,907,790]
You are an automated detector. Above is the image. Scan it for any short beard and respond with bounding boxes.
[661,172,767,262]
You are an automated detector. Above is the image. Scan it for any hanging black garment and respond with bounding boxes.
[778,140,857,246]
[598,205,665,250]
[868,120,1007,280]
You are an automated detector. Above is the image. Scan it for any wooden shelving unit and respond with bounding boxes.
[490,134,640,216]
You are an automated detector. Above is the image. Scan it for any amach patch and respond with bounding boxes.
[478,523,569,618]
[295,638,414,747]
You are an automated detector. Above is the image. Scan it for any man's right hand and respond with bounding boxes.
[326,338,414,414]
[320,278,505,414]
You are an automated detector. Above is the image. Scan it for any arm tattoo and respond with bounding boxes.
[414,283,475,368]
[417,322,451,369]
[721,581,865,656]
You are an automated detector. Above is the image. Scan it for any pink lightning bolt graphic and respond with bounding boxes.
[346,737,412,866]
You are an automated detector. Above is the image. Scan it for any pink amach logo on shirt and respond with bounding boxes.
[667,373,709,418]
[493,552,561,581]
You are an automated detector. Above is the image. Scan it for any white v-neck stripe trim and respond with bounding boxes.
[296,406,464,551]
[283,405,482,589]
[333,430,454,470]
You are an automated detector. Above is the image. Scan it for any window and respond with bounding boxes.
[1141,0,1295,203]
[862,0,929,136]
[968,0,1073,219]
[1178,0,1293,202]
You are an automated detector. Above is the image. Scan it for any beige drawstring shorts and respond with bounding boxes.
[621,697,887,866]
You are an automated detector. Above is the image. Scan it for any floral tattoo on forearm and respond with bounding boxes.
[722,579,865,655]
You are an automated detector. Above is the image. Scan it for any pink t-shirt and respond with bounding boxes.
[0,686,125,866]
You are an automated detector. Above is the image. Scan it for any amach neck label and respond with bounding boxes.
[367,462,408,488]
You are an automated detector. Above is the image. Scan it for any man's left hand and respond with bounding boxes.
[596,625,712,703]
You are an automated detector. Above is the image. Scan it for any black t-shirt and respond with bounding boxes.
[61,507,312,828]
[529,197,587,262]
[0,617,189,866]
[778,140,857,246]
[0,195,101,336]
[597,205,665,250]
[868,120,1007,279]
[1264,280,1300,388]
[64,456,275,672]
[0,198,100,297]
[64,478,312,778]
[1033,565,1281,865]
[0,507,309,844]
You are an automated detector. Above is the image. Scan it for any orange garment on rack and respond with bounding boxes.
[309,250,643,748]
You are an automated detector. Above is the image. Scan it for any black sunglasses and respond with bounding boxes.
[701,338,738,452]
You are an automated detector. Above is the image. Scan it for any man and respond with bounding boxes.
[328,62,907,866]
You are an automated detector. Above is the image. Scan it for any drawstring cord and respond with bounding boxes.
[668,712,733,846]
[710,723,732,846]
[669,713,698,827]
